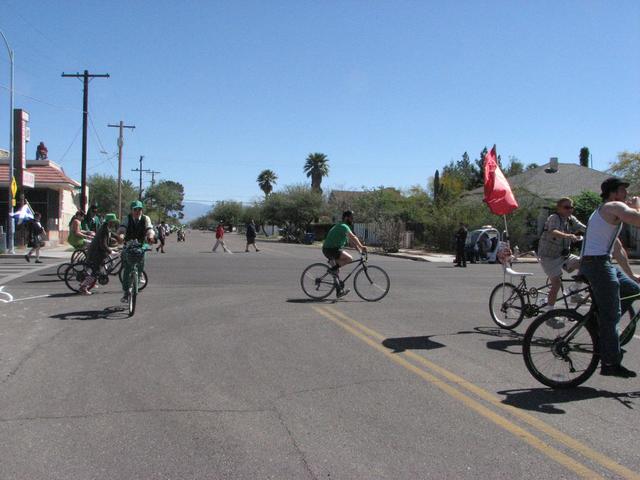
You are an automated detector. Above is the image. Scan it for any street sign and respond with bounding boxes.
[23,171,35,188]
[10,177,17,197]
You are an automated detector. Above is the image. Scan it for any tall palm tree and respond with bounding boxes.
[257,169,278,197]
[303,153,329,193]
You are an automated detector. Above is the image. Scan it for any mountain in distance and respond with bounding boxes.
[181,201,212,223]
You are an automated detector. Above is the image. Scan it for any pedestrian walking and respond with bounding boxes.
[245,219,260,252]
[454,222,467,267]
[25,212,45,263]
[212,221,232,253]
[156,220,167,253]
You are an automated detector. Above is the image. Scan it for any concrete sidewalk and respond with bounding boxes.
[0,244,73,260]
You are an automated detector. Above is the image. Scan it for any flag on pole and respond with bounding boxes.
[11,203,35,225]
[483,145,518,215]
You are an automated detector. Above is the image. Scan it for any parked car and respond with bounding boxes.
[465,226,502,263]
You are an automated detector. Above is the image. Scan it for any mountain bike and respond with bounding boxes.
[522,281,639,388]
[489,266,590,330]
[300,252,390,301]
[122,241,151,317]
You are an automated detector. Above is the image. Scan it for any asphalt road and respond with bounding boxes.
[0,231,638,479]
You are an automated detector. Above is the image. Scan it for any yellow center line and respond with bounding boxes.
[321,305,640,480]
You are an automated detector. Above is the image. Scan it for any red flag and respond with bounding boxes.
[483,145,518,215]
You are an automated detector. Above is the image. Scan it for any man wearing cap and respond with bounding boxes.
[117,201,156,303]
[580,178,640,378]
[79,213,120,295]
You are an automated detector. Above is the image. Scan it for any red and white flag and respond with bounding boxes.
[483,145,518,215]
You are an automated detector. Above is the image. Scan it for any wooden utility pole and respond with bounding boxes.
[108,121,135,220]
[61,70,110,212]
[132,155,150,200]
[149,170,161,186]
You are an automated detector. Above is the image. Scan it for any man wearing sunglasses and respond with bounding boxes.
[537,197,586,310]
[117,200,156,303]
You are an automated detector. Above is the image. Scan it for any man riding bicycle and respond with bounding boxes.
[322,210,367,298]
[117,200,155,303]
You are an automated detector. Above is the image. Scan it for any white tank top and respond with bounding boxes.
[581,207,622,256]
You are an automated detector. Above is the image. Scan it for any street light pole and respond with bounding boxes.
[1,30,15,253]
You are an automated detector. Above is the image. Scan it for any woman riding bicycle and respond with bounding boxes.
[322,210,367,298]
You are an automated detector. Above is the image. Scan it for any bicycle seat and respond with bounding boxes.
[504,267,533,277]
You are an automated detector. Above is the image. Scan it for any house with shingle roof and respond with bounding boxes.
[1,158,82,246]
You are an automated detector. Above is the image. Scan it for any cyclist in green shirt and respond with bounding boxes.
[322,210,367,298]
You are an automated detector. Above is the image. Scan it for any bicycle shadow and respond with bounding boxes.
[456,326,525,355]
[50,306,129,321]
[287,298,336,304]
[497,387,640,414]
[382,336,446,353]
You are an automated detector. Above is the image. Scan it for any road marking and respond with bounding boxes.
[316,305,640,480]
[312,306,603,479]
[322,306,640,480]
[0,286,14,303]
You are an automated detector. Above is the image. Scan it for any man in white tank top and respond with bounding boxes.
[580,178,640,378]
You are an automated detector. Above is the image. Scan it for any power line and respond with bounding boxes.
[0,83,81,112]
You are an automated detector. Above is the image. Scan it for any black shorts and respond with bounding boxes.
[322,247,343,260]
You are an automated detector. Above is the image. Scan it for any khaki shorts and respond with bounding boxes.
[539,254,581,278]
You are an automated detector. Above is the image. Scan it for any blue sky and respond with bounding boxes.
[1,0,639,205]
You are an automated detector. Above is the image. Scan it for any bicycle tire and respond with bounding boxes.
[619,310,637,347]
[64,263,88,293]
[57,262,71,280]
[119,268,148,291]
[489,282,525,330]
[523,309,599,389]
[128,268,137,317]
[300,263,336,300]
[353,265,390,302]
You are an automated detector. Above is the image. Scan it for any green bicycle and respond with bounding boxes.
[122,241,151,317]
[522,281,638,388]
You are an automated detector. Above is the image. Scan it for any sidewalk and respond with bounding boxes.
[0,244,72,260]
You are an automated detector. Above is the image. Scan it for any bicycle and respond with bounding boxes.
[121,241,151,317]
[489,265,590,330]
[522,279,639,388]
[300,252,390,301]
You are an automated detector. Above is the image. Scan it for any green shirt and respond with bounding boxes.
[323,223,352,250]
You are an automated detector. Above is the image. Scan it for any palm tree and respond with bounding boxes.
[303,153,329,193]
[257,169,278,197]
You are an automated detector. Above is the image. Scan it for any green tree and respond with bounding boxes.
[571,190,601,224]
[505,156,524,177]
[144,180,185,222]
[262,185,324,240]
[526,163,539,170]
[303,152,330,193]
[432,170,441,204]
[579,147,590,168]
[88,174,138,216]
[211,200,244,227]
[608,151,640,187]
[257,169,278,197]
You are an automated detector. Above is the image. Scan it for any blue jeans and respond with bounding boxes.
[580,257,640,365]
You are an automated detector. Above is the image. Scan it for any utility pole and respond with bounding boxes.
[1,30,15,253]
[108,121,135,220]
[61,70,110,212]
[132,155,150,200]
[149,170,161,186]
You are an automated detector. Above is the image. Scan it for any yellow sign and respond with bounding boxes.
[10,177,17,197]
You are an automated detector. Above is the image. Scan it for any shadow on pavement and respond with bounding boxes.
[497,387,640,414]
[47,292,79,299]
[382,336,446,353]
[286,298,337,304]
[456,326,524,355]
[50,306,129,321]
[23,279,62,284]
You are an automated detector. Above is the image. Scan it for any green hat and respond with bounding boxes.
[130,200,144,210]
[104,213,119,223]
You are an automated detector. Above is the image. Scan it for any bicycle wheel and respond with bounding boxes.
[57,262,71,280]
[119,268,148,291]
[128,268,137,317]
[64,263,88,293]
[300,263,336,300]
[619,309,637,347]
[353,265,390,301]
[523,310,599,389]
[105,256,123,276]
[489,282,525,330]
[71,249,86,264]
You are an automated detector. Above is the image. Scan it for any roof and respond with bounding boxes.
[461,162,615,200]
[0,159,80,188]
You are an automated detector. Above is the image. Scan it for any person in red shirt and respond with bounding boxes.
[212,221,232,253]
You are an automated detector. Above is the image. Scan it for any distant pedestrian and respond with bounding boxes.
[156,220,167,253]
[25,212,45,263]
[454,222,467,267]
[245,219,260,252]
[212,222,232,253]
